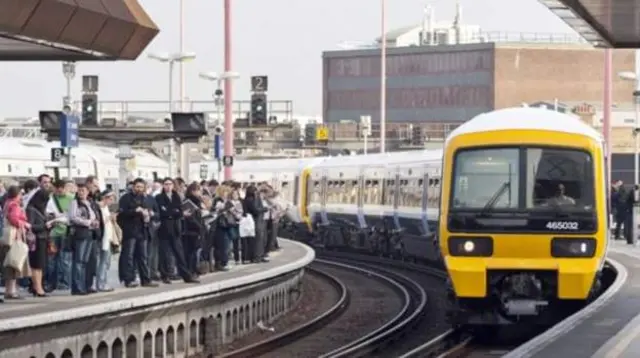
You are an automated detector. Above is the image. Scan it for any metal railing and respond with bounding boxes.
[0,126,43,139]
[469,31,588,45]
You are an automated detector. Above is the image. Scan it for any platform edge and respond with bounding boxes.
[503,258,629,358]
[0,238,316,332]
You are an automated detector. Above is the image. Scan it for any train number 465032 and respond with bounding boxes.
[545,221,579,230]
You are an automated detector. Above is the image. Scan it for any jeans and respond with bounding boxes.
[120,237,151,285]
[95,248,112,290]
[72,238,95,294]
[46,236,72,290]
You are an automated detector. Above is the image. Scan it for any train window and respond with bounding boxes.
[384,179,395,206]
[399,179,421,207]
[7,164,11,173]
[326,181,334,203]
[280,181,291,201]
[27,168,32,175]
[427,177,442,208]
[337,181,347,204]
[364,180,381,205]
[350,180,359,204]
[310,180,321,204]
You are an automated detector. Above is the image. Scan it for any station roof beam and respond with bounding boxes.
[540,0,640,48]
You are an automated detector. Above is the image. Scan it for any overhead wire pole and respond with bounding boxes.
[380,0,387,153]
[223,0,234,180]
[178,0,188,180]
[168,60,175,177]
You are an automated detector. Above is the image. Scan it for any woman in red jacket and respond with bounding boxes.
[0,186,31,301]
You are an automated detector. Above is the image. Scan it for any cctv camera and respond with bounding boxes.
[214,125,224,135]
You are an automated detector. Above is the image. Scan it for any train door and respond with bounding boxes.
[357,171,366,229]
[421,170,431,237]
[393,170,401,230]
[320,172,329,224]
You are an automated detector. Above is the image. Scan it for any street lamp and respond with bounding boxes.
[62,62,76,180]
[148,51,196,177]
[199,71,240,179]
[360,115,372,155]
[199,71,240,123]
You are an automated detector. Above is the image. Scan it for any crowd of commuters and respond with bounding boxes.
[0,174,286,302]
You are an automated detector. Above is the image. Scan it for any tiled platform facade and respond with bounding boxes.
[0,239,315,358]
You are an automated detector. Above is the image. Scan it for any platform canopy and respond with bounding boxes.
[540,0,640,48]
[0,0,159,61]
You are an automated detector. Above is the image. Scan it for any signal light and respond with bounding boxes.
[250,93,267,126]
[81,94,98,126]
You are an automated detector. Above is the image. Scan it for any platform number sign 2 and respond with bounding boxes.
[50,148,64,162]
[251,76,268,92]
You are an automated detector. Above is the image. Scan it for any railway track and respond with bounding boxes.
[222,259,416,357]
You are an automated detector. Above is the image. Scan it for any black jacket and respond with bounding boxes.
[26,206,49,241]
[155,191,183,238]
[183,194,205,238]
[118,192,153,239]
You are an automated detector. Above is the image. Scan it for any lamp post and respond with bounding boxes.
[199,71,241,180]
[380,0,387,153]
[223,0,234,180]
[148,52,196,177]
[199,71,240,124]
[62,62,76,180]
[360,115,372,155]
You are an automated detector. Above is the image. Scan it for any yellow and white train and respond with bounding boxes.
[223,107,609,329]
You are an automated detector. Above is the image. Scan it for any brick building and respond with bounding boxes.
[322,42,635,140]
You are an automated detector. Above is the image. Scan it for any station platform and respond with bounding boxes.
[0,239,314,333]
[506,240,640,358]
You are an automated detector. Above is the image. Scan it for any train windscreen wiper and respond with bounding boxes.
[478,181,511,216]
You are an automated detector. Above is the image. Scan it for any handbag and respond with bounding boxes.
[0,218,16,247]
[3,240,29,271]
[217,213,232,229]
[239,215,256,238]
[47,239,58,255]
[25,230,36,252]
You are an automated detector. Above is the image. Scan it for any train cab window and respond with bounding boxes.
[527,148,595,210]
[350,180,359,204]
[384,180,395,206]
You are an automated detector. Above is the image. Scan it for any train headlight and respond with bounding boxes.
[448,237,493,257]
[551,238,596,258]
